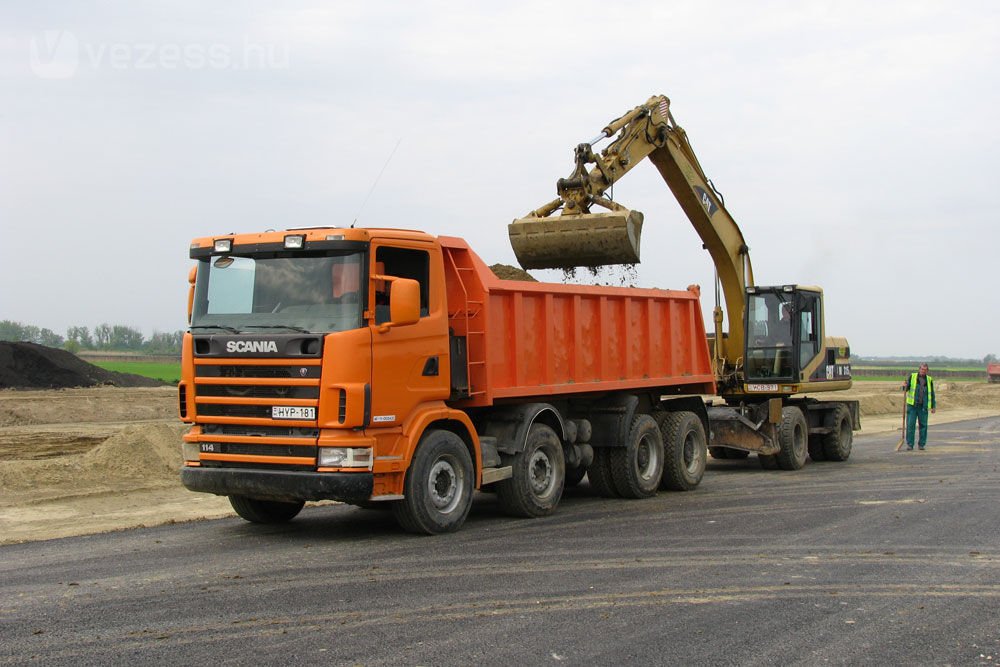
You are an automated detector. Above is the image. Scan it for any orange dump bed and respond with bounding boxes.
[440,236,716,408]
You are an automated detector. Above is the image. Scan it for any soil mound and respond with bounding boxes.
[0,342,166,389]
[490,263,537,282]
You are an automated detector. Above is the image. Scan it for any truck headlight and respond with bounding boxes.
[319,447,372,468]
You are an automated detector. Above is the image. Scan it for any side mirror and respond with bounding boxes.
[187,265,197,324]
[376,277,421,332]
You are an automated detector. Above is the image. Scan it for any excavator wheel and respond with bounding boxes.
[508,211,643,270]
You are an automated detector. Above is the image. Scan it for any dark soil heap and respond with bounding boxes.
[0,343,166,389]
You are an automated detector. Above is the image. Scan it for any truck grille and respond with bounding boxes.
[192,358,322,468]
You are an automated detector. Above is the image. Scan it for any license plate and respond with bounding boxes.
[272,406,316,420]
[746,383,778,392]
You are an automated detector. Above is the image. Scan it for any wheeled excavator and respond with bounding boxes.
[509,95,857,467]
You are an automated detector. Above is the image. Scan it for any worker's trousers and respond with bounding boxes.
[905,403,929,448]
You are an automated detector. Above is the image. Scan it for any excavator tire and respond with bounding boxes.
[775,407,808,470]
[822,404,853,462]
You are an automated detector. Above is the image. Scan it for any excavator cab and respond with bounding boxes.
[743,286,823,384]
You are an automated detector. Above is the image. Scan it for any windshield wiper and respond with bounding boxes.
[190,324,241,334]
[243,324,312,333]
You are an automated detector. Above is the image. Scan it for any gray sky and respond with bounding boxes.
[1,1,998,358]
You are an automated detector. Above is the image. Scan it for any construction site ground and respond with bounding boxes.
[2,382,1000,545]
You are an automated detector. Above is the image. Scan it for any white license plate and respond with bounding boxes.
[271,406,316,420]
[746,383,778,392]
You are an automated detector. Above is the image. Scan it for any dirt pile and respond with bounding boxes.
[0,342,165,389]
[490,263,537,281]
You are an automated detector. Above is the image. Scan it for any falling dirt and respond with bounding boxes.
[2,382,1000,545]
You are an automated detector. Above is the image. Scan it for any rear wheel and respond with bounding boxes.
[392,429,473,534]
[659,411,707,491]
[610,414,664,498]
[823,404,853,461]
[229,496,304,524]
[586,448,619,498]
[775,407,808,470]
[564,465,587,487]
[497,424,565,517]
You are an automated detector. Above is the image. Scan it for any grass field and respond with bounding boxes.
[93,361,181,383]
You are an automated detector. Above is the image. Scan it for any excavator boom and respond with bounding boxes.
[509,95,754,363]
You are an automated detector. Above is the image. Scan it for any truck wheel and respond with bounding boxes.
[392,429,474,534]
[659,411,707,491]
[775,407,808,470]
[709,446,730,460]
[610,414,664,498]
[497,423,565,517]
[822,404,853,461]
[807,436,827,462]
[229,496,304,524]
[565,465,587,487]
[586,448,619,498]
[758,454,779,470]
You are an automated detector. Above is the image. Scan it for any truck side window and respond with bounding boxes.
[374,246,430,324]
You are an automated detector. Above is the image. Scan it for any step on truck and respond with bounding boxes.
[180,228,719,533]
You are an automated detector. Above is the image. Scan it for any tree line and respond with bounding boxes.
[0,320,183,355]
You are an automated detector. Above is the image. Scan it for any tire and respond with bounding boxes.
[392,430,474,534]
[758,454,779,470]
[822,404,853,461]
[775,406,808,470]
[229,495,304,524]
[807,436,827,462]
[659,411,707,491]
[709,446,731,460]
[497,424,565,517]
[586,448,619,498]
[564,465,587,487]
[610,414,664,498]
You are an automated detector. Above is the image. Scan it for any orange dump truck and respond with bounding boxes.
[180,227,717,533]
[989,363,1000,383]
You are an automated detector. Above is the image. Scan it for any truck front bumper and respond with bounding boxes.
[181,467,374,504]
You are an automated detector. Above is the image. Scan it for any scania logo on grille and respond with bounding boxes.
[299,368,308,377]
[226,340,279,354]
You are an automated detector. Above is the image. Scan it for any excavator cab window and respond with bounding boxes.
[744,291,795,380]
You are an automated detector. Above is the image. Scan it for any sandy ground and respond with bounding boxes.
[3,382,1000,545]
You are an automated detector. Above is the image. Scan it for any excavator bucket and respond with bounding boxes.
[508,210,644,270]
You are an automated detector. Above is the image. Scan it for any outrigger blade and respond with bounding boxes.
[508,210,644,270]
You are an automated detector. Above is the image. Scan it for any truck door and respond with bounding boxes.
[367,243,451,429]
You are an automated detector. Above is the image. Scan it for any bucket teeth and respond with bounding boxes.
[508,210,643,270]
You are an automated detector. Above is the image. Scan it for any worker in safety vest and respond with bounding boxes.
[901,363,936,450]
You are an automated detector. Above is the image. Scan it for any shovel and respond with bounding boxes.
[895,397,907,451]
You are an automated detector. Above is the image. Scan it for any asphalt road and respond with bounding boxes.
[2,417,999,666]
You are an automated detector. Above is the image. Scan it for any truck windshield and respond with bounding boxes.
[744,292,794,380]
[191,252,364,333]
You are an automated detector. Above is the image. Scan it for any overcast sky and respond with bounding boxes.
[1,1,997,358]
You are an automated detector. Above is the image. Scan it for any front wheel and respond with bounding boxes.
[658,411,707,491]
[775,407,808,470]
[497,423,565,517]
[392,430,474,534]
[229,496,304,524]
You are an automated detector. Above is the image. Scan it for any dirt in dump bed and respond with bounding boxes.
[489,263,537,282]
[0,342,167,389]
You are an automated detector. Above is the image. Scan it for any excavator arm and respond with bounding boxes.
[509,95,754,368]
